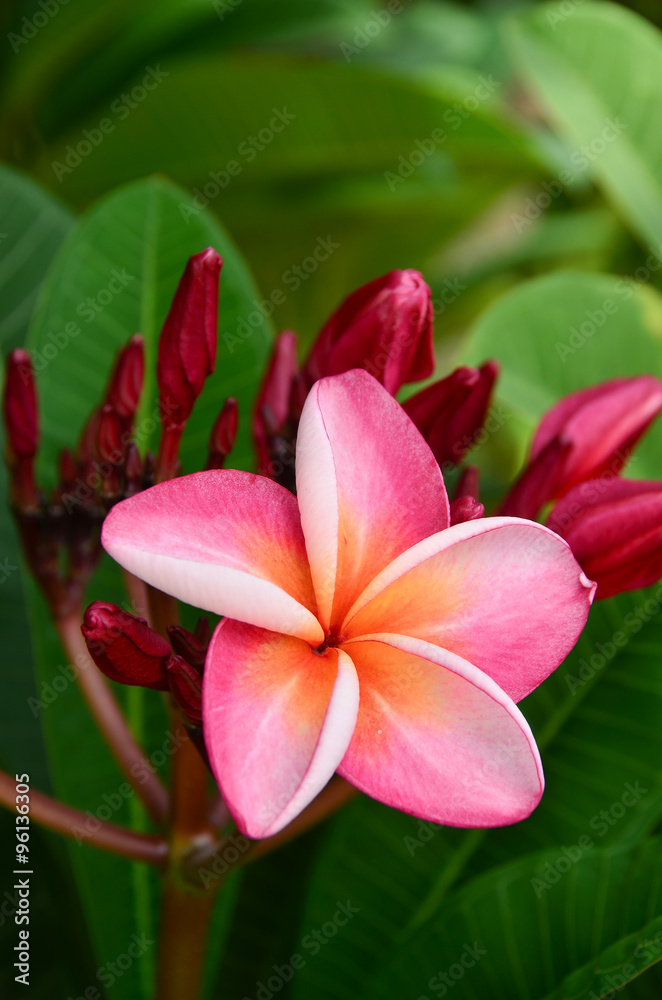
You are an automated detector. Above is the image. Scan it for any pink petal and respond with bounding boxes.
[338,634,544,827]
[296,370,449,632]
[203,620,359,838]
[343,517,595,702]
[102,470,323,644]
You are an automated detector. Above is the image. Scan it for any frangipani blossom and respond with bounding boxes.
[102,371,595,839]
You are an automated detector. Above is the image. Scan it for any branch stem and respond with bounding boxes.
[0,770,168,866]
[155,710,216,1000]
[56,611,168,826]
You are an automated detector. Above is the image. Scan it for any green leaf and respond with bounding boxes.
[30,55,536,207]
[24,570,162,1000]
[506,1,662,251]
[367,839,662,999]
[289,585,662,999]
[0,165,73,350]
[19,176,272,994]
[26,175,272,487]
[461,270,662,483]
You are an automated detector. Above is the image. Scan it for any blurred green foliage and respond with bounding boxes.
[2,0,662,997]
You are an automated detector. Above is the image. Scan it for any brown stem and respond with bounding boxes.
[57,611,168,826]
[184,777,358,886]
[147,585,179,639]
[149,573,217,1000]
[155,708,217,1000]
[122,569,150,620]
[0,770,168,866]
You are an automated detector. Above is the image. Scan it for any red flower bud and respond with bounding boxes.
[166,654,202,726]
[78,407,101,463]
[58,448,77,490]
[97,404,123,465]
[547,478,662,600]
[207,398,238,470]
[167,619,210,669]
[3,349,38,461]
[106,334,144,421]
[124,442,143,496]
[81,601,171,689]
[502,376,662,520]
[450,496,484,525]
[500,436,572,520]
[157,248,222,429]
[403,362,498,468]
[304,269,434,395]
[253,330,299,476]
[454,465,479,502]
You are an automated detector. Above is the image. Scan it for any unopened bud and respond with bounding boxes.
[81,601,171,689]
[106,334,144,421]
[207,398,238,470]
[157,248,222,429]
[166,654,202,726]
[167,618,210,669]
[3,349,38,460]
[304,269,434,395]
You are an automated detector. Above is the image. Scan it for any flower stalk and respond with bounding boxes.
[0,770,168,866]
[57,610,169,825]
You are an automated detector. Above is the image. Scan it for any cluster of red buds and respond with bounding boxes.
[81,602,209,727]
[2,247,236,619]
[5,248,662,704]
[252,268,497,498]
[501,376,662,597]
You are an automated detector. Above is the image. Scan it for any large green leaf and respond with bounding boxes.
[26,175,272,486]
[19,176,272,995]
[367,840,662,999]
[26,55,545,340]
[461,270,662,484]
[288,583,662,1000]
[506,2,662,251]
[29,56,536,207]
[0,165,73,350]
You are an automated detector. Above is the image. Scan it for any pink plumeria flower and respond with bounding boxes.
[102,371,595,838]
